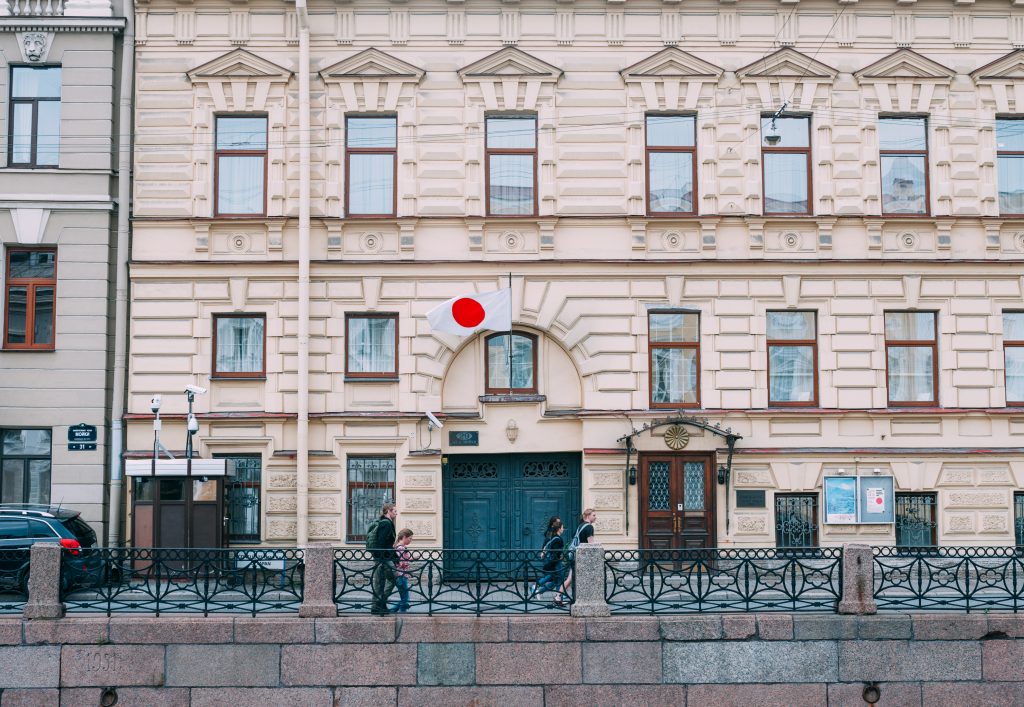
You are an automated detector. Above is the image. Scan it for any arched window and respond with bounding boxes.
[485,332,537,394]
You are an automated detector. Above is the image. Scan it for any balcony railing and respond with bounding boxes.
[3,0,65,16]
[605,548,843,613]
[0,548,30,615]
[333,548,575,615]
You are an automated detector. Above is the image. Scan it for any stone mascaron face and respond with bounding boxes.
[23,32,47,62]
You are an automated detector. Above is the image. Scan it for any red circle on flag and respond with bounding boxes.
[452,297,485,328]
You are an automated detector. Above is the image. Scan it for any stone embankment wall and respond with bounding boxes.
[1,613,1024,705]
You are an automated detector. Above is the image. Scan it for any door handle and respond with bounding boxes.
[523,527,531,536]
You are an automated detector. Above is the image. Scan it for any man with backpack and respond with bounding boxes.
[366,502,398,615]
[556,508,597,606]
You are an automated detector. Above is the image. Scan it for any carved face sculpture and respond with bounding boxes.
[23,33,47,62]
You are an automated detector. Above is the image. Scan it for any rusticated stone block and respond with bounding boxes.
[856,615,911,640]
[839,641,981,682]
[166,645,279,687]
[722,615,756,640]
[569,545,610,617]
[282,645,417,686]
[756,614,793,640]
[982,639,1024,681]
[828,682,923,707]
[59,687,189,707]
[0,688,59,706]
[664,642,838,683]
[317,617,396,643]
[335,687,398,706]
[60,645,163,687]
[923,682,1024,705]
[398,617,506,643]
[837,543,877,615]
[0,621,21,645]
[397,686,543,707]
[23,544,63,620]
[507,617,584,642]
[417,643,475,686]
[546,685,685,707]
[582,642,661,684]
[688,683,827,707]
[109,616,232,644]
[660,616,723,641]
[24,618,107,645]
[476,642,581,685]
[190,688,332,706]
[234,617,315,643]
[299,545,338,618]
[792,615,858,640]
[912,614,989,641]
[986,615,1024,638]
[585,617,659,641]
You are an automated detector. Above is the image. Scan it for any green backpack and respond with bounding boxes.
[365,519,383,550]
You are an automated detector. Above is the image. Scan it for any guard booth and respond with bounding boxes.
[126,459,229,549]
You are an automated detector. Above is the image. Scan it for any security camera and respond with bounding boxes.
[150,395,162,414]
[187,413,199,435]
[425,411,443,429]
[185,385,208,396]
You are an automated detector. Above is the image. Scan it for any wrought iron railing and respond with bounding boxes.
[874,546,1024,612]
[333,548,574,615]
[605,548,843,613]
[61,548,303,616]
[0,548,30,615]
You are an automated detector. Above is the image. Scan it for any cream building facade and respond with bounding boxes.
[127,0,1024,551]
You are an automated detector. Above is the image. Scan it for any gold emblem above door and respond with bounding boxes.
[663,425,690,450]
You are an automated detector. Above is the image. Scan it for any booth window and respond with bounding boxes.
[486,114,536,216]
[885,311,938,406]
[485,332,537,394]
[213,314,265,377]
[649,311,700,408]
[345,115,397,216]
[4,248,56,350]
[646,114,696,215]
[222,455,262,544]
[1004,311,1024,405]
[767,311,818,406]
[775,493,818,548]
[879,117,928,215]
[346,456,396,541]
[0,428,51,504]
[214,115,267,216]
[895,492,938,547]
[346,313,398,378]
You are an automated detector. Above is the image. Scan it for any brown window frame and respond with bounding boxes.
[1005,310,1024,406]
[211,313,267,379]
[648,310,701,409]
[344,113,398,218]
[767,310,819,407]
[485,113,538,218]
[345,312,399,379]
[8,65,61,169]
[646,113,698,217]
[997,117,1024,216]
[345,455,396,542]
[879,115,930,217]
[213,113,268,218]
[761,114,812,216]
[484,331,538,395]
[884,310,939,407]
[4,247,56,351]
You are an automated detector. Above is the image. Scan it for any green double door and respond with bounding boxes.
[443,453,581,551]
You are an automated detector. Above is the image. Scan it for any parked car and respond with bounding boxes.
[0,505,100,593]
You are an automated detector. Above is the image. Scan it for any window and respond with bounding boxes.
[885,311,938,406]
[761,115,811,215]
[346,313,397,378]
[647,114,696,215]
[345,115,396,216]
[879,117,928,215]
[1,429,51,505]
[213,314,265,378]
[775,493,818,548]
[4,248,56,350]
[1015,493,1024,547]
[214,115,267,216]
[9,66,61,168]
[222,455,262,544]
[649,311,699,408]
[0,519,56,540]
[485,332,537,394]
[1004,312,1024,405]
[767,311,817,406]
[998,118,1024,215]
[895,492,937,547]
[486,115,536,216]
[346,456,395,541]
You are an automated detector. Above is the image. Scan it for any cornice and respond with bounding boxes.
[0,17,125,32]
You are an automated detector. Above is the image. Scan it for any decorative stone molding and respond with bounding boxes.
[18,30,51,62]
[458,47,562,111]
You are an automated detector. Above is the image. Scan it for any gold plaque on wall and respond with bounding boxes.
[664,425,690,450]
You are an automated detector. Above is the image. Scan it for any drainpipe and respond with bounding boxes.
[108,0,135,547]
[296,0,310,546]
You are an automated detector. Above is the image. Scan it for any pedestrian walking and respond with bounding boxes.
[366,502,398,615]
[390,528,414,613]
[529,516,565,599]
[555,508,597,606]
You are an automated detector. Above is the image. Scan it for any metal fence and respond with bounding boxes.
[0,548,30,615]
[333,548,574,615]
[605,548,843,613]
[874,546,1024,613]
[61,548,304,616]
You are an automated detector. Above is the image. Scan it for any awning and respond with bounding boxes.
[125,459,230,477]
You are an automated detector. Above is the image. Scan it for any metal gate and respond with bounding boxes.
[443,453,581,551]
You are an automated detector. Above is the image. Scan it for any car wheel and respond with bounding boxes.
[17,568,30,596]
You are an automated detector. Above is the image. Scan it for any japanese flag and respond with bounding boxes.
[426,288,512,336]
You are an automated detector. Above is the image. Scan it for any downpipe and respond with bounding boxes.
[296,0,310,547]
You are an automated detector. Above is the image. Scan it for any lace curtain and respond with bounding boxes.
[216,317,264,373]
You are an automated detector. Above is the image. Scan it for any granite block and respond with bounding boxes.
[664,641,838,684]
[756,614,794,640]
[476,642,581,685]
[397,687,543,707]
[585,618,659,641]
[688,683,827,707]
[857,615,912,640]
[0,622,21,646]
[0,688,59,707]
[335,687,398,706]
[417,643,475,686]
[397,617,506,643]
[59,645,163,687]
[545,685,686,707]
[58,687,189,707]
[923,682,1024,705]
[839,641,981,682]
[828,682,923,707]
[582,641,661,684]
[24,618,106,646]
[986,615,1024,639]
[190,688,333,706]
[912,614,989,641]
[109,617,233,644]
[317,617,396,643]
[234,617,315,643]
[660,616,723,641]
[282,644,417,686]
[982,639,1024,681]
[792,615,858,640]
[507,617,584,642]
[166,645,279,687]
[722,615,757,640]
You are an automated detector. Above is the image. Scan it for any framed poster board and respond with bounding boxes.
[823,475,895,525]
[823,476,858,524]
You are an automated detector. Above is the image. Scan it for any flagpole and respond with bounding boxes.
[508,271,513,394]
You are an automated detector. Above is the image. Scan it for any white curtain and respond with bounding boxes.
[769,346,815,402]
[887,347,934,402]
[349,318,395,374]
[651,348,697,404]
[217,317,264,373]
[349,154,394,214]
[217,156,264,214]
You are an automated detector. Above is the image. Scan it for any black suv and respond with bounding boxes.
[0,505,99,594]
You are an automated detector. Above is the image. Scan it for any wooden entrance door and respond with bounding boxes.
[639,454,715,549]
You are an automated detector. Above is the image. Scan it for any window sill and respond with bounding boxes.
[209,376,267,381]
[344,376,399,383]
[1,346,55,352]
[479,394,546,404]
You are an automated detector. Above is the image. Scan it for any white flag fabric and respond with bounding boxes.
[426,288,512,336]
